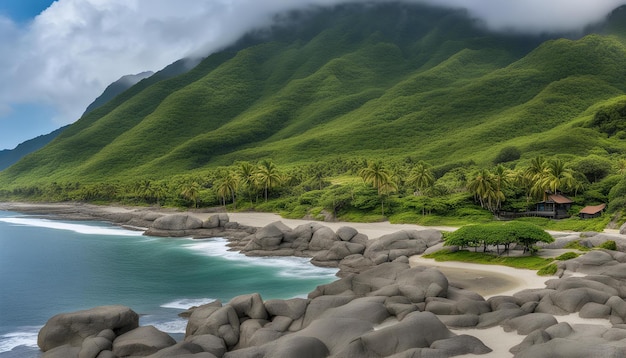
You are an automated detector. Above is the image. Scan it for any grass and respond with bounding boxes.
[424,250,554,270]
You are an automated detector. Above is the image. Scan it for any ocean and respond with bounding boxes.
[0,210,338,357]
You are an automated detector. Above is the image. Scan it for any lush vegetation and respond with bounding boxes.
[0,3,625,230]
[424,250,554,270]
[444,222,554,254]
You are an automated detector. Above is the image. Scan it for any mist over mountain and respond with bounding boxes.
[1,2,625,185]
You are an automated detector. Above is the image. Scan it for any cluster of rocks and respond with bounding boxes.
[40,247,626,358]
[38,260,496,358]
[540,231,626,251]
[229,221,443,276]
[33,214,626,357]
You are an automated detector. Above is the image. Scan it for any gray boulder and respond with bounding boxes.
[229,293,268,320]
[293,317,374,354]
[112,326,175,357]
[502,313,558,335]
[265,335,329,358]
[184,334,226,357]
[334,311,454,357]
[264,298,309,320]
[430,335,492,356]
[203,215,221,229]
[186,305,240,348]
[309,226,339,251]
[151,214,203,231]
[579,302,611,319]
[336,226,358,241]
[38,305,139,352]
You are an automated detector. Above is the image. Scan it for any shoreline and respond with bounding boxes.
[0,201,549,299]
[3,201,623,358]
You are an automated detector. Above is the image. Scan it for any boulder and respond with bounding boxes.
[293,317,374,354]
[229,293,268,320]
[184,334,226,357]
[186,305,240,348]
[430,334,492,356]
[309,226,339,251]
[112,326,176,357]
[38,305,139,352]
[150,214,203,231]
[143,341,207,357]
[203,215,221,229]
[333,311,454,357]
[579,302,611,319]
[264,298,309,320]
[502,313,558,335]
[265,335,329,358]
[336,226,358,241]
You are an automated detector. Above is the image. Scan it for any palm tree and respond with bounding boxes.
[236,162,258,205]
[541,158,575,195]
[215,171,239,208]
[467,168,492,210]
[358,161,393,195]
[358,161,396,216]
[407,161,435,196]
[490,164,511,211]
[256,160,282,202]
[180,181,201,208]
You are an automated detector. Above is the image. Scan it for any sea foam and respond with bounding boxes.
[160,298,216,310]
[182,238,338,279]
[0,217,143,237]
[0,328,40,353]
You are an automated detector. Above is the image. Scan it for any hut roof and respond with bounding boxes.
[579,204,607,215]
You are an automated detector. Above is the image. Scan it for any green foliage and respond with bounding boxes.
[424,250,554,270]
[563,240,591,251]
[537,263,558,276]
[445,222,554,254]
[493,146,522,164]
[555,252,580,260]
[599,240,617,250]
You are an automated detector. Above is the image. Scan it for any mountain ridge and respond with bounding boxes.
[1,2,625,185]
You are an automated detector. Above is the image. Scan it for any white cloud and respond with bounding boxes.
[0,0,624,136]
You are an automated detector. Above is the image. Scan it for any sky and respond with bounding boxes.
[0,0,625,150]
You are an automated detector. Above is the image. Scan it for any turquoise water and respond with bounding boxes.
[0,210,338,357]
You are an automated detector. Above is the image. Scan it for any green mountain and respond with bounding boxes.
[2,3,626,186]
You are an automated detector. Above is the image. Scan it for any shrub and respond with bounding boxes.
[493,146,521,164]
[598,240,617,250]
[555,252,579,260]
[538,263,558,276]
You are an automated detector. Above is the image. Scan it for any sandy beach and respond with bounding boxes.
[1,202,621,357]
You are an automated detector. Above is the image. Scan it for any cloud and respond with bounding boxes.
[428,0,626,34]
[0,0,624,148]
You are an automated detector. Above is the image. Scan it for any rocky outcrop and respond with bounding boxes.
[38,305,138,352]
[145,213,256,239]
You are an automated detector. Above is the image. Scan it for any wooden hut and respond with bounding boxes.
[579,203,607,219]
[535,194,573,219]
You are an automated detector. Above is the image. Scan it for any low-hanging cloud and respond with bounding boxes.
[1,0,625,147]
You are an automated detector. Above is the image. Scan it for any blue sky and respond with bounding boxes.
[0,0,624,151]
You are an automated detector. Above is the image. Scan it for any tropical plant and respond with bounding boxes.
[256,160,282,202]
[215,171,239,208]
[407,161,435,196]
[180,181,201,208]
[358,161,396,216]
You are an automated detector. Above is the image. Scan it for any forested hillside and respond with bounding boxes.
[1,2,626,227]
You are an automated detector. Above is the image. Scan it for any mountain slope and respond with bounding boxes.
[0,125,69,171]
[2,3,626,185]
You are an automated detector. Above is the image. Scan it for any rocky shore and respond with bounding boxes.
[5,203,626,357]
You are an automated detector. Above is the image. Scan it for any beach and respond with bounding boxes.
[2,202,624,358]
